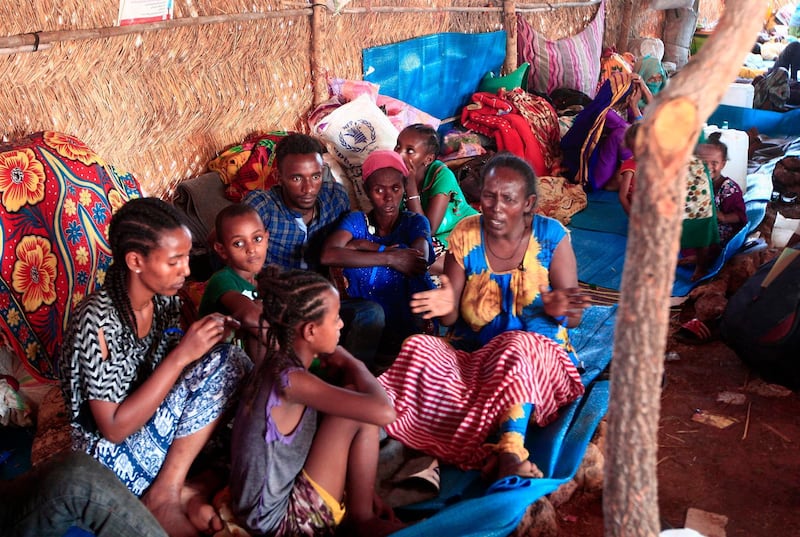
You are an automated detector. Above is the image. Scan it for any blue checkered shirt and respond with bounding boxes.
[243,180,350,271]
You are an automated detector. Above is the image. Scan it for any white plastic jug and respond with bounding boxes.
[720,82,754,108]
[702,125,749,192]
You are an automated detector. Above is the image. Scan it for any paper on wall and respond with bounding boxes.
[118,0,174,26]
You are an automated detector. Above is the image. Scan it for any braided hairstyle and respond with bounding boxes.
[256,265,336,380]
[106,197,189,336]
[402,123,440,156]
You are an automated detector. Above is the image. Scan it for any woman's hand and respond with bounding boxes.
[404,159,421,195]
[410,275,456,319]
[173,314,239,367]
[386,246,428,276]
[539,285,592,321]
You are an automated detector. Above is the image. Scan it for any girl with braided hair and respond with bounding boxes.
[229,266,402,537]
[59,197,252,537]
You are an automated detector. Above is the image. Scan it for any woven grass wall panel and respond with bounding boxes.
[319,0,501,83]
[0,1,290,33]
[1,16,311,198]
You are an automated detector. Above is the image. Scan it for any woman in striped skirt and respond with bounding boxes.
[378,153,590,481]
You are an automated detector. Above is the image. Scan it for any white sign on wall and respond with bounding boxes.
[118,0,174,26]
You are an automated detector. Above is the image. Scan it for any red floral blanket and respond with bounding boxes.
[0,132,143,382]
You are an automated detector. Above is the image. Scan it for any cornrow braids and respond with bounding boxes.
[404,123,440,156]
[105,197,188,336]
[255,265,335,381]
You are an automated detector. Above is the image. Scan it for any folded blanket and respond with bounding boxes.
[172,172,232,253]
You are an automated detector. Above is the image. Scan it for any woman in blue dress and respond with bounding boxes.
[321,150,434,367]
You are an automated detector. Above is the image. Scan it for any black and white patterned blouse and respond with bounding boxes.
[59,287,183,446]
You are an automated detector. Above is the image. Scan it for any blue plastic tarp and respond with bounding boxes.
[363,32,507,121]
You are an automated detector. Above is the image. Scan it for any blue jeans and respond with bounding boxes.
[0,451,166,537]
[339,298,385,371]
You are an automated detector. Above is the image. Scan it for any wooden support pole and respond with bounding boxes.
[503,0,518,75]
[616,0,634,53]
[311,2,327,107]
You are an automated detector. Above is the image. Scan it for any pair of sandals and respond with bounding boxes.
[676,318,720,344]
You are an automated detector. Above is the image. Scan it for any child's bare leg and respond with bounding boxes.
[142,421,223,537]
[304,415,403,537]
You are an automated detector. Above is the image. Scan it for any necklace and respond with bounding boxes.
[485,229,528,261]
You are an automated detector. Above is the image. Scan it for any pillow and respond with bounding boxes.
[328,77,380,102]
[207,132,290,202]
[517,0,605,98]
[314,93,399,169]
[376,94,442,132]
[478,63,530,94]
[0,131,143,381]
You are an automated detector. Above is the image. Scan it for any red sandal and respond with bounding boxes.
[676,318,718,345]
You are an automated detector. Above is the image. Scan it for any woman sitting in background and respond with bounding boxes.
[635,54,667,104]
[321,150,435,367]
[561,72,651,191]
[378,153,589,481]
[395,124,479,274]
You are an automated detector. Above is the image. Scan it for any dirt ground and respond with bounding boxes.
[556,308,800,536]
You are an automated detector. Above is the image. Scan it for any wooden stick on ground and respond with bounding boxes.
[742,401,752,440]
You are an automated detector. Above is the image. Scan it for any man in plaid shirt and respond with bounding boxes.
[244,133,384,369]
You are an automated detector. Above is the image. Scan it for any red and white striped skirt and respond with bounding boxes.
[378,330,584,470]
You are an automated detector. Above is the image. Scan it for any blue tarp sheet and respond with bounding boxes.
[363,32,506,121]
[709,104,800,138]
[569,173,771,296]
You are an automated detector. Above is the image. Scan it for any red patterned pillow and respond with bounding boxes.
[0,132,142,382]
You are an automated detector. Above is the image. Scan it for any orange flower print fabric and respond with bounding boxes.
[12,235,58,312]
[446,214,580,366]
[0,131,142,381]
[43,132,104,167]
[0,148,46,212]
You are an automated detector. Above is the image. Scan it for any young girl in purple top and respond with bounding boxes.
[229,266,402,536]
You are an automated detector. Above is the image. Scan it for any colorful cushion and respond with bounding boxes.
[0,131,142,381]
[478,63,530,94]
[517,0,605,98]
[208,132,290,202]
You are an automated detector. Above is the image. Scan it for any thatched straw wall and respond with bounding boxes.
[1,0,625,198]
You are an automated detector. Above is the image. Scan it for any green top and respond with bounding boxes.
[409,160,479,248]
[198,265,256,317]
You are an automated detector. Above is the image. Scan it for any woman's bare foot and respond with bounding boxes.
[482,452,544,482]
[142,484,200,537]
[143,480,222,537]
[182,482,223,535]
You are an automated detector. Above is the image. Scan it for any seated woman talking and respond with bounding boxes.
[321,150,435,367]
[378,153,591,480]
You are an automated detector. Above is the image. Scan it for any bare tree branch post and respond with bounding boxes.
[603,1,765,535]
